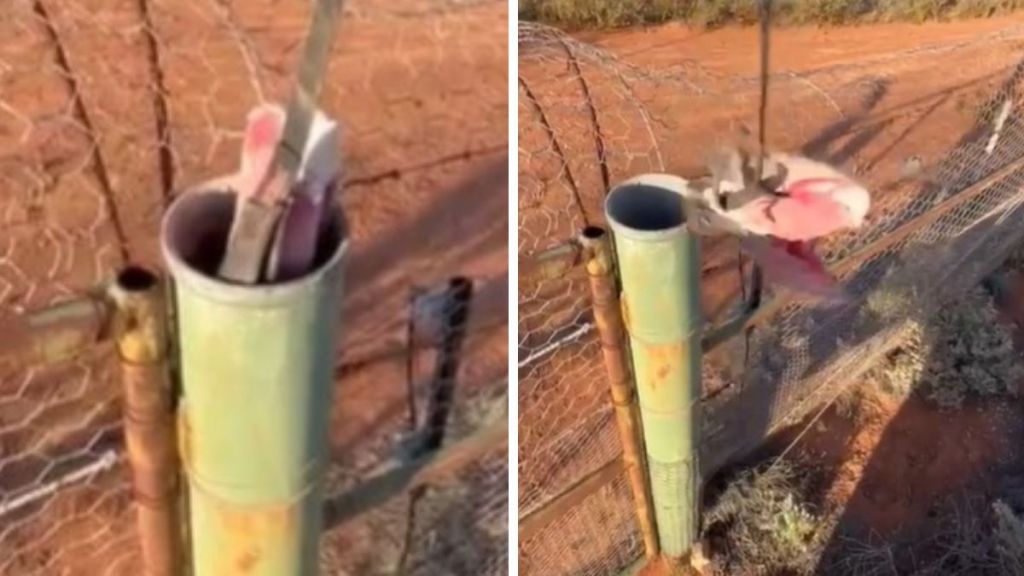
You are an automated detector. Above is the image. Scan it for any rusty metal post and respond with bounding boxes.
[111,266,182,576]
[580,226,660,559]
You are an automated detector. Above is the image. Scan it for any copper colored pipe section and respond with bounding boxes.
[580,226,660,559]
[112,267,181,576]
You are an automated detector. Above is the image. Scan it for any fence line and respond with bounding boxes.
[518,19,1024,575]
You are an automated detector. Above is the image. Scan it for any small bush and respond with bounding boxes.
[868,323,928,398]
[916,498,1024,575]
[518,0,682,28]
[706,462,829,575]
[867,287,1024,409]
[788,0,875,25]
[994,500,1024,575]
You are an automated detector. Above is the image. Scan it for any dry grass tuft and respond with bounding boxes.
[705,462,830,575]
[519,0,1024,29]
[866,287,1024,409]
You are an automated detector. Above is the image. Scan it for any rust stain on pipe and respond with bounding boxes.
[581,226,660,559]
[643,342,685,393]
[112,266,182,576]
[213,501,297,575]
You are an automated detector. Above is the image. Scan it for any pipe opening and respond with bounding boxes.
[117,267,158,292]
[162,190,346,287]
[606,184,687,232]
[581,226,605,240]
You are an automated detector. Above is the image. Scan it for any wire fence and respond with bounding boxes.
[0,1,507,574]
[517,19,1024,575]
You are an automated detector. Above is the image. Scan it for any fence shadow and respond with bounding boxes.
[806,53,1024,574]
[701,50,1024,574]
[320,161,508,565]
[341,156,508,363]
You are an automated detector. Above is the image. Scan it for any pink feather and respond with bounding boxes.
[741,237,848,302]
[235,105,286,203]
[729,154,871,301]
[210,103,335,281]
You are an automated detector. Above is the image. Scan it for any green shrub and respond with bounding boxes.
[706,462,829,575]
[867,288,1024,409]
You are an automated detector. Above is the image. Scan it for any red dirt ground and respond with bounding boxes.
[787,383,1021,537]
[0,0,506,574]
[621,276,1024,576]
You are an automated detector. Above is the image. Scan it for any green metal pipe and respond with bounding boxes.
[161,189,347,576]
[604,174,703,561]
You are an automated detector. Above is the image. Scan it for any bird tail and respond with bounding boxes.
[740,237,849,304]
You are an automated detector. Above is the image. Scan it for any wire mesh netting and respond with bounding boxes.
[518,19,1024,575]
[0,1,507,574]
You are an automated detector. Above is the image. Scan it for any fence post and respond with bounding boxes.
[580,226,660,559]
[161,188,348,575]
[111,267,182,576]
[604,175,704,565]
[420,277,474,453]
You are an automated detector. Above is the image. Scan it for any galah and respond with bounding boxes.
[739,236,848,302]
[704,150,870,241]
[212,103,340,282]
[687,150,871,302]
[265,104,341,281]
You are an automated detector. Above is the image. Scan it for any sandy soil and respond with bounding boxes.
[0,0,507,574]
[519,15,1024,575]
[793,387,1020,536]
[726,280,1024,575]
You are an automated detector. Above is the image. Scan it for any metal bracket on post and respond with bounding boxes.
[700,269,762,354]
[0,290,113,365]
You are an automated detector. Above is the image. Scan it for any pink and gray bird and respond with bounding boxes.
[692,150,871,302]
[213,103,340,281]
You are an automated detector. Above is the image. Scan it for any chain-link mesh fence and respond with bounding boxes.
[0,1,508,574]
[518,19,1024,575]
